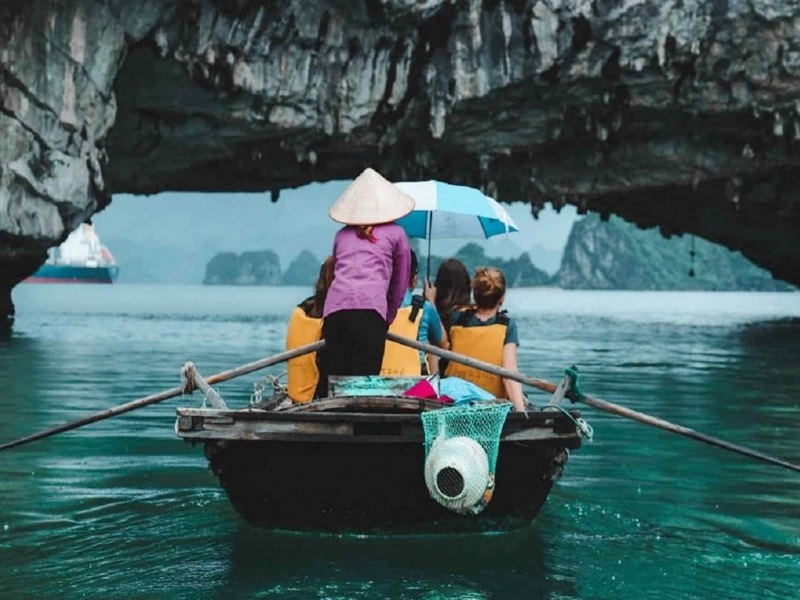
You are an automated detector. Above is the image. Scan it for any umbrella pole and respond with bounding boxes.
[426,212,432,282]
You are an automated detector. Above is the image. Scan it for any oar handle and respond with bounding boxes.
[0,340,326,452]
[386,332,557,393]
[387,333,800,474]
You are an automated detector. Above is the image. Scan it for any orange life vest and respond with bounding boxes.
[380,295,425,376]
[445,310,509,398]
[285,299,322,403]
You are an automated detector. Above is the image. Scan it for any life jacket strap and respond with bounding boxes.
[455,309,475,327]
[454,309,510,327]
[409,294,425,322]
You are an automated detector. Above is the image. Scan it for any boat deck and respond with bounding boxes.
[176,396,583,446]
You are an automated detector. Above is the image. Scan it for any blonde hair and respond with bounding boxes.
[472,267,506,309]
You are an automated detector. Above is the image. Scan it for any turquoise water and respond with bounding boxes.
[1,285,799,599]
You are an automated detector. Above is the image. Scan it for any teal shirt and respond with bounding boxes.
[402,290,443,366]
[402,289,443,346]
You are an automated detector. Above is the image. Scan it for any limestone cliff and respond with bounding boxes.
[3,1,800,321]
[429,242,551,287]
[203,250,281,285]
[282,250,322,286]
[557,214,794,291]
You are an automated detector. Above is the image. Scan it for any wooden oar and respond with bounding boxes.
[0,340,325,452]
[388,332,800,474]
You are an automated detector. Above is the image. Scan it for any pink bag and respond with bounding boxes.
[403,379,454,404]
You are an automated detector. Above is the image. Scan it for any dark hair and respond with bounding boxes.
[434,258,471,327]
[355,225,376,242]
[473,267,506,310]
[309,256,335,318]
[409,249,418,284]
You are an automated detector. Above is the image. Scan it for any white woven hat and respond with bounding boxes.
[329,168,415,225]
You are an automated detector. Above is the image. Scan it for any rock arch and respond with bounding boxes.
[2,0,799,320]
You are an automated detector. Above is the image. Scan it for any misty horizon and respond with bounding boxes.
[92,181,578,283]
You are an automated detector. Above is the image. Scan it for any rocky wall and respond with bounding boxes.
[2,0,800,321]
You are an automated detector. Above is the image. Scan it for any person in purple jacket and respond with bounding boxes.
[321,168,414,378]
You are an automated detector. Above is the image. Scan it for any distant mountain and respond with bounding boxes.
[204,251,282,285]
[200,244,551,288]
[282,250,321,286]
[556,214,794,291]
[200,216,794,291]
[94,190,578,285]
[427,243,551,288]
[526,242,563,275]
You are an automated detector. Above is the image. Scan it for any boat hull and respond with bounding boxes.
[177,402,581,533]
[26,264,119,283]
[203,438,572,533]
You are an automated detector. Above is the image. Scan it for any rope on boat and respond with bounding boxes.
[181,361,228,409]
[542,366,592,439]
[543,405,594,441]
[180,362,197,394]
[201,385,223,409]
[250,372,287,406]
[563,366,585,402]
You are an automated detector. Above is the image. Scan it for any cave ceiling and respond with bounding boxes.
[1,0,799,316]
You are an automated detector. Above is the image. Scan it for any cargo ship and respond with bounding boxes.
[26,223,119,284]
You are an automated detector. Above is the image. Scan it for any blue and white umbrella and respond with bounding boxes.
[394,180,519,276]
[395,181,518,240]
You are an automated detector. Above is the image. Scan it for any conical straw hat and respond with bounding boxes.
[329,168,415,225]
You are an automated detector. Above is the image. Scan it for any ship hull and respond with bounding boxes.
[26,264,119,283]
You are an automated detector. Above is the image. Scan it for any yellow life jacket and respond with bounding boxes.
[285,299,322,403]
[380,295,425,376]
[445,310,509,398]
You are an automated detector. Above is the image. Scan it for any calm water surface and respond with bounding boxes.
[1,285,799,599]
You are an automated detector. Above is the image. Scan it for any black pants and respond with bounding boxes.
[318,310,388,397]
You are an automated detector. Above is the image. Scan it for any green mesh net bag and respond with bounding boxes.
[421,402,513,515]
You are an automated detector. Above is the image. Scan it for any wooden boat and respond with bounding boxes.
[175,372,584,533]
[4,334,796,514]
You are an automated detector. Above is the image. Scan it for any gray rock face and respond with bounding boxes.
[282,250,322,287]
[557,214,794,290]
[2,1,800,319]
[204,250,281,285]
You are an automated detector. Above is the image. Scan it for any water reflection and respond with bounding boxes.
[217,522,574,599]
[0,334,50,443]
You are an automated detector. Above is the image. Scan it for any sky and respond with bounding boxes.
[93,181,578,282]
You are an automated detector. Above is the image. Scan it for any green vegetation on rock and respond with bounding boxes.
[556,214,793,291]
[427,243,551,287]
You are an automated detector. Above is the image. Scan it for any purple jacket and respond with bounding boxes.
[323,223,411,324]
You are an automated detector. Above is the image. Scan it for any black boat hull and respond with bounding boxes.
[203,438,572,533]
[177,396,583,533]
